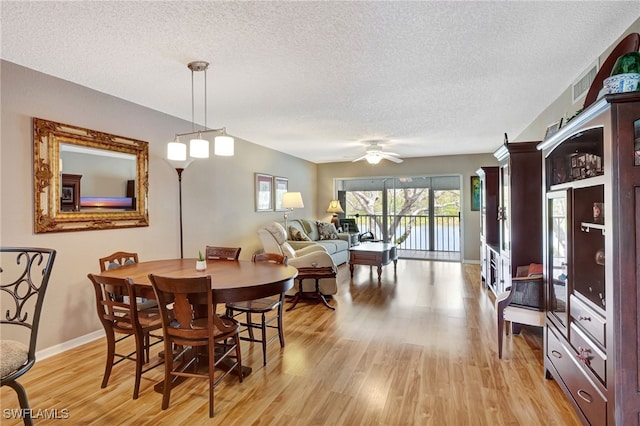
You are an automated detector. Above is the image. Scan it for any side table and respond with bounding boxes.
[287,266,336,311]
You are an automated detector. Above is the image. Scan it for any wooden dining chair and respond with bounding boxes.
[98,251,139,272]
[87,273,164,399]
[225,253,288,366]
[1,247,56,426]
[149,273,243,418]
[98,251,157,360]
[205,246,241,261]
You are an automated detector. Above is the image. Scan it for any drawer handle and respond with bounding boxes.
[551,350,562,359]
[577,389,593,403]
[578,315,591,321]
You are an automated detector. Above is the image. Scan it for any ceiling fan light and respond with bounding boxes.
[366,154,382,164]
[214,135,234,156]
[189,137,209,158]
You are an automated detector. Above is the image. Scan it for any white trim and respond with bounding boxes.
[36,330,104,361]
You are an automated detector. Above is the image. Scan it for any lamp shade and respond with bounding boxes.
[214,135,234,156]
[189,137,209,158]
[326,199,344,213]
[281,192,304,209]
[167,141,187,161]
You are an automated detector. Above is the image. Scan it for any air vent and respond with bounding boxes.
[573,61,599,104]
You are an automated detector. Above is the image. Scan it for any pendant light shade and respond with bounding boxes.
[214,134,234,156]
[189,136,209,158]
[167,140,187,161]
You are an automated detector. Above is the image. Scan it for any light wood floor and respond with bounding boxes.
[1,261,580,425]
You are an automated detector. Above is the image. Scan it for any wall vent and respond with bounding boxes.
[572,61,599,104]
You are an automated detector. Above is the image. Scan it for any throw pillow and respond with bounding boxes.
[316,221,338,240]
[289,226,311,241]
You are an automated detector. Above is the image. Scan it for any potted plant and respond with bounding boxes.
[196,250,207,271]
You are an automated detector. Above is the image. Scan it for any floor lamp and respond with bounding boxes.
[281,192,304,230]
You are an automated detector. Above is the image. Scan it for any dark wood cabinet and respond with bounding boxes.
[491,141,543,295]
[61,173,81,211]
[477,166,499,286]
[540,92,640,425]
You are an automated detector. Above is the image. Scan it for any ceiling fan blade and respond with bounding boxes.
[382,153,403,163]
[352,155,367,162]
[383,151,399,156]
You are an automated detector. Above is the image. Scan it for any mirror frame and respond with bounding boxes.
[33,117,149,233]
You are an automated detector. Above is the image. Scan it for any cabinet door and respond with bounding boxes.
[547,189,571,335]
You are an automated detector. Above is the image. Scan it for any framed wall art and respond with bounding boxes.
[274,176,288,211]
[544,119,563,141]
[255,173,273,212]
[470,175,480,211]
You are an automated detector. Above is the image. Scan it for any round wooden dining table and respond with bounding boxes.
[97,258,298,302]
[98,258,298,380]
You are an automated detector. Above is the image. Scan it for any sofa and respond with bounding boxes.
[285,219,350,265]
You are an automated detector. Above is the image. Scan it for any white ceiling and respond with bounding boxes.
[2,1,639,164]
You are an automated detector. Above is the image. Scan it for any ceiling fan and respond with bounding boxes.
[352,141,403,164]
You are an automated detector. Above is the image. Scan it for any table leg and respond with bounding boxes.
[315,278,335,311]
[377,265,382,280]
[350,263,354,277]
[286,279,304,311]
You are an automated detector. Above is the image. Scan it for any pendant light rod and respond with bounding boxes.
[188,61,209,132]
[174,127,229,138]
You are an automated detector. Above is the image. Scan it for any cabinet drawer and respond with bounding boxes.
[547,327,607,426]
[570,295,606,346]
[570,323,606,385]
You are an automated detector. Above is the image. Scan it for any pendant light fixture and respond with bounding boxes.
[166,60,235,258]
[167,60,234,168]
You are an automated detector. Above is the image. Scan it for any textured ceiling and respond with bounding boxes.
[2,1,639,164]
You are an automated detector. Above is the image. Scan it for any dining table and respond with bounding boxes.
[97,258,298,302]
[97,257,298,381]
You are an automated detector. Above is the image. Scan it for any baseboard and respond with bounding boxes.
[463,259,481,265]
[36,329,104,361]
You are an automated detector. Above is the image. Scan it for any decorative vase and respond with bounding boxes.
[196,260,207,271]
[603,73,640,94]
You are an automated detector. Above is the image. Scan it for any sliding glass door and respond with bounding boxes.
[337,176,461,255]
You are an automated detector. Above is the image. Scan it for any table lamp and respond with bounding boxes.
[326,199,344,230]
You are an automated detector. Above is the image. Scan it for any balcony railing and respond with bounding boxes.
[347,214,460,252]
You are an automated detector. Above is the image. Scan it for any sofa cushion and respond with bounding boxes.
[315,239,349,255]
[289,226,311,241]
[316,221,338,240]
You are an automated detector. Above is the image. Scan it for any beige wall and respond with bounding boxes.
[316,154,498,262]
[516,17,640,142]
[0,61,316,352]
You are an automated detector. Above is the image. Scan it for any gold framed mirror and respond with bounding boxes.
[33,118,149,233]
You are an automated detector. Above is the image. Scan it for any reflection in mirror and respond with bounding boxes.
[33,118,149,233]
[59,143,137,212]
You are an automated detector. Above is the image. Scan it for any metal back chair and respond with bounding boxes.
[1,247,56,426]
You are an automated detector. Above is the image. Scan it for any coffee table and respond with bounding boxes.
[349,242,398,280]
